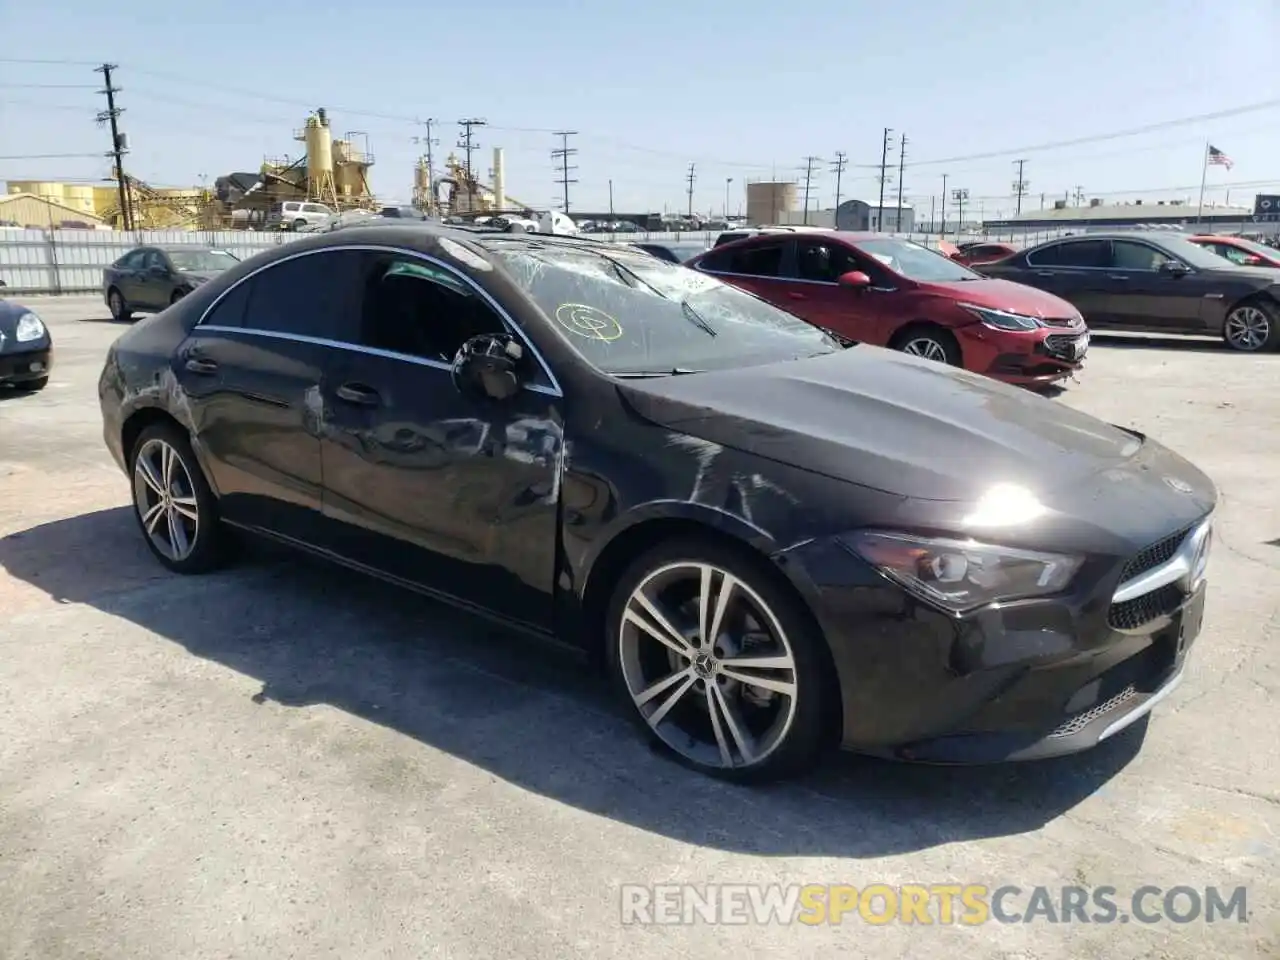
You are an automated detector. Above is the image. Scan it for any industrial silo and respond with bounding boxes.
[746,181,798,225]
[62,185,97,214]
[297,109,337,205]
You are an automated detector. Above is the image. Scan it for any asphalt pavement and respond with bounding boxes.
[1,296,1277,959]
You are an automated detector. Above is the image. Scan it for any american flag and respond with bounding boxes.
[1207,145,1234,170]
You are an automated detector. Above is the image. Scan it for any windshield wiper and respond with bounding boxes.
[612,367,703,378]
[595,251,718,337]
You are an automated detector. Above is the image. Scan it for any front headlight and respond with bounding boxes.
[960,303,1043,331]
[842,530,1083,613]
[15,312,46,343]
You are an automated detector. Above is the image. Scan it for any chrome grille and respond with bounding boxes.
[1042,317,1080,328]
[1049,685,1138,738]
[1118,527,1191,584]
[1044,334,1082,358]
[1108,582,1183,630]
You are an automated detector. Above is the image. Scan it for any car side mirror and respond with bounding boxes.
[1159,260,1190,276]
[452,333,524,401]
[837,270,872,289]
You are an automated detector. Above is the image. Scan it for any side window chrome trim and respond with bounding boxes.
[196,324,560,398]
[195,242,563,397]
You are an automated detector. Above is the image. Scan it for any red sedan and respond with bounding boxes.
[686,232,1088,387]
[1189,235,1280,269]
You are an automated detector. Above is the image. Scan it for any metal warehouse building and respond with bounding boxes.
[983,196,1277,237]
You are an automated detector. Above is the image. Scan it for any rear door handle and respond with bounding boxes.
[1106,274,1130,281]
[184,357,218,375]
[787,291,807,300]
[335,382,381,407]
[1035,271,1055,278]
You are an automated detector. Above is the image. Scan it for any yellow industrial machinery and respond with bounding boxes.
[96,171,214,230]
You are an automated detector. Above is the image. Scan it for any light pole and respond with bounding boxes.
[725,177,733,218]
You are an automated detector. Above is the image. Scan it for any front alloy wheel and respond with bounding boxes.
[901,336,951,363]
[1222,304,1276,352]
[608,541,830,781]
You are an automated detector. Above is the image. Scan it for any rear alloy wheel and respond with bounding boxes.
[130,424,228,573]
[607,540,830,781]
[1222,302,1278,352]
[108,288,131,322]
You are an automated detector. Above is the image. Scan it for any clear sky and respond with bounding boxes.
[2,0,1278,217]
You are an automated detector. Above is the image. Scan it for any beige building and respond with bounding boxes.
[0,191,106,227]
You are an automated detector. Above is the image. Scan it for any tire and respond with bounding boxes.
[128,421,230,574]
[16,376,48,392]
[891,323,962,365]
[107,287,132,322]
[1222,299,1280,353]
[292,218,307,231]
[604,536,833,783]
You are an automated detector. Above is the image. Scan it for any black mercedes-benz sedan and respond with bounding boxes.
[98,224,1216,782]
[103,245,240,322]
[975,231,1280,352]
[0,296,52,391]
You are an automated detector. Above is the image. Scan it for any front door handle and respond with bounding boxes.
[1035,271,1055,278]
[335,382,381,407]
[787,291,807,300]
[1106,274,1130,281]
[184,357,218,375]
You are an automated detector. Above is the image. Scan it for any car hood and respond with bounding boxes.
[920,277,1080,318]
[617,347,1210,507]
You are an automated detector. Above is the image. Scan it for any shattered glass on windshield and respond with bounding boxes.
[483,242,841,376]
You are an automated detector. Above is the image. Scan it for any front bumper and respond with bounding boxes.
[964,326,1088,386]
[777,534,1205,764]
[0,345,52,383]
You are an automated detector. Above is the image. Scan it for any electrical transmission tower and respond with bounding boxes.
[685,163,697,218]
[894,133,908,234]
[456,118,487,211]
[800,156,821,225]
[876,128,894,230]
[94,63,132,230]
[831,152,848,212]
[551,131,579,213]
[412,118,439,214]
[1012,159,1030,215]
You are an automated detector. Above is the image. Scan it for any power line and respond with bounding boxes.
[0,57,102,66]
[831,152,848,211]
[0,82,98,89]
[94,63,133,231]
[0,152,104,160]
[551,131,579,213]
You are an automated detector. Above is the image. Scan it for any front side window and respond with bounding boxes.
[1110,240,1173,271]
[350,253,510,366]
[118,249,148,269]
[849,237,981,282]
[480,240,840,376]
[794,240,861,282]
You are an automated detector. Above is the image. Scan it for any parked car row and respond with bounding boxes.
[94,221,1216,782]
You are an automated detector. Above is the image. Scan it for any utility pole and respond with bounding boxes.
[894,133,908,234]
[724,177,734,218]
[608,179,614,218]
[95,63,132,231]
[1073,185,1085,206]
[940,173,948,237]
[831,151,847,213]
[551,131,579,213]
[1012,158,1029,215]
[876,128,893,230]
[928,196,936,233]
[456,118,486,212]
[412,118,439,215]
[952,187,969,234]
[685,163,696,219]
[801,155,820,225]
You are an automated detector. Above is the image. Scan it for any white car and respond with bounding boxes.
[267,200,334,231]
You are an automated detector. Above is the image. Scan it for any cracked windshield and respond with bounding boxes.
[480,240,841,374]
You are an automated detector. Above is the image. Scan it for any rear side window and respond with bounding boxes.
[794,239,861,282]
[206,251,364,340]
[1027,239,1109,268]
[116,249,147,269]
[729,243,785,277]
